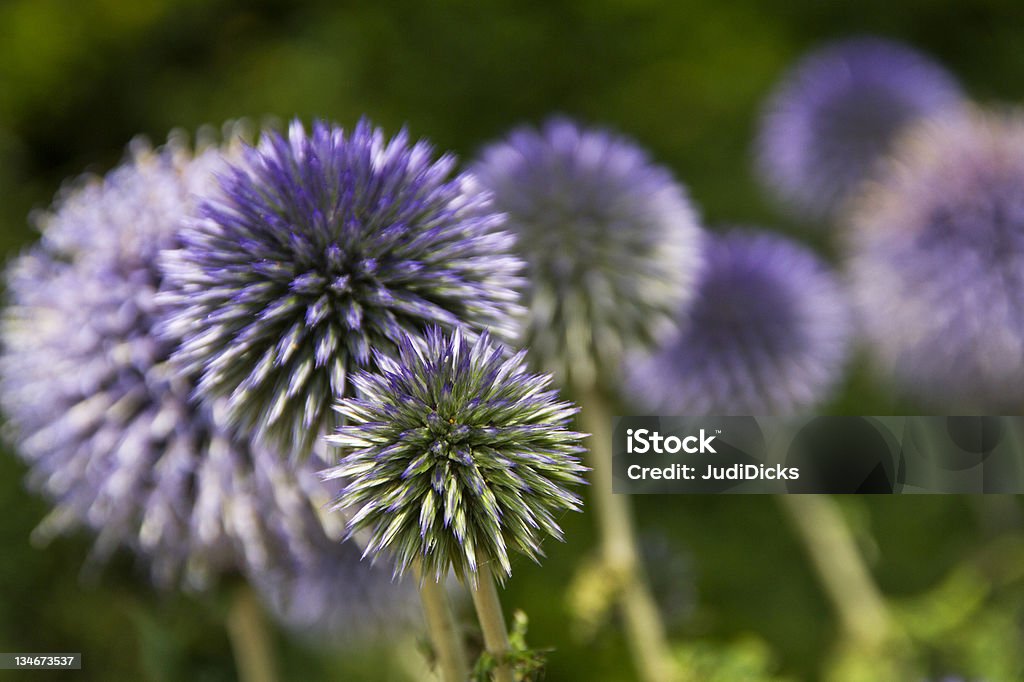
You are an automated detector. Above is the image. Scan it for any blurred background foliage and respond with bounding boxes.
[2,0,1024,679]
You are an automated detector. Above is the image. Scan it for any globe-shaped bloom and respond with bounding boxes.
[472,118,703,389]
[757,36,964,221]
[324,327,587,583]
[0,137,419,642]
[0,140,249,587]
[159,119,524,456]
[624,230,851,415]
[846,110,1024,409]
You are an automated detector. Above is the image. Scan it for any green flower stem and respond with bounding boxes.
[416,565,470,682]
[778,495,891,648]
[469,564,515,682]
[578,385,679,682]
[322,499,466,681]
[226,585,278,682]
[394,634,435,681]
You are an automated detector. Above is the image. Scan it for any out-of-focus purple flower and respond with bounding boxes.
[625,230,851,415]
[846,109,1024,409]
[159,119,524,456]
[1,139,245,587]
[324,327,587,583]
[473,118,703,389]
[757,36,964,221]
[1,138,419,640]
[246,451,420,642]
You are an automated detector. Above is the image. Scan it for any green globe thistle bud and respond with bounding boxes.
[324,327,587,583]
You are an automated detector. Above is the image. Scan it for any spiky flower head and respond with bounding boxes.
[0,136,255,587]
[757,36,964,221]
[624,230,851,415]
[324,327,587,583]
[472,117,703,389]
[159,118,524,456]
[847,109,1024,409]
[0,137,421,641]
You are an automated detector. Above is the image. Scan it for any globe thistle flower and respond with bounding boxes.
[324,326,587,583]
[0,137,420,642]
[847,109,1024,409]
[0,138,251,587]
[472,118,702,389]
[159,119,524,456]
[624,230,851,415]
[757,36,964,220]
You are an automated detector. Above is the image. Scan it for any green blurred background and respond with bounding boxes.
[3,1,1024,680]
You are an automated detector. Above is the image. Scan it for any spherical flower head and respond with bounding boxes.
[160,119,525,456]
[757,36,964,221]
[324,327,587,583]
[472,118,703,389]
[0,136,258,587]
[847,109,1024,409]
[624,230,851,415]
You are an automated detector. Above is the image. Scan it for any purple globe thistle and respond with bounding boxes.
[757,36,965,221]
[324,327,587,583]
[472,118,702,389]
[0,139,249,587]
[0,137,419,642]
[159,119,524,456]
[846,109,1024,409]
[624,230,851,415]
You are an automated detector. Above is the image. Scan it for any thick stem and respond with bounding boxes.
[416,567,470,682]
[578,385,679,682]
[469,566,515,682]
[394,633,438,682]
[226,585,278,682]
[778,495,891,648]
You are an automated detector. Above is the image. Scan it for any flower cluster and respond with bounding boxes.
[160,119,525,455]
[325,327,587,582]
[0,136,417,637]
[1,27,1019,681]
